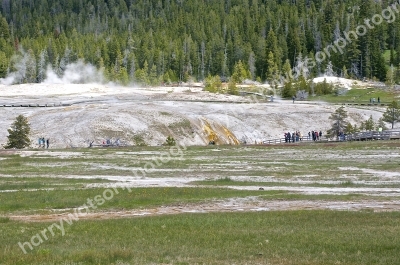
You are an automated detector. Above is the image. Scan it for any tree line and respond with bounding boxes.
[1,0,400,86]
[328,101,400,140]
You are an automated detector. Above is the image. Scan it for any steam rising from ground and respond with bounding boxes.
[42,61,105,84]
[0,48,105,85]
[0,49,32,85]
[0,75,16,86]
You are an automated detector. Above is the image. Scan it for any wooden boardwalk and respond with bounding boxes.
[0,103,71,107]
[261,130,400,145]
[346,130,400,141]
[341,103,387,106]
[261,136,326,145]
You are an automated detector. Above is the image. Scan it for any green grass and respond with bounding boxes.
[0,216,10,223]
[192,178,393,188]
[0,177,112,190]
[312,88,398,104]
[1,211,400,264]
[0,187,396,215]
[1,142,400,264]
[0,187,271,213]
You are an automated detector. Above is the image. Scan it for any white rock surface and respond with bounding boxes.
[0,83,389,148]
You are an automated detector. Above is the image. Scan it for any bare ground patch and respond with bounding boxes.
[8,198,400,223]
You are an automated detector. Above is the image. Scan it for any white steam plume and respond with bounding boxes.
[0,49,106,85]
[43,60,105,84]
[0,48,32,85]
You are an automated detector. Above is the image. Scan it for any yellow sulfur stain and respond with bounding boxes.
[202,119,240,145]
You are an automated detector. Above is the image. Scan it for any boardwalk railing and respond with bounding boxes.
[261,136,328,145]
[261,130,400,145]
[346,130,400,141]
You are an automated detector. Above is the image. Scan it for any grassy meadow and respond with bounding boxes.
[0,141,400,264]
[312,87,397,104]
[1,211,400,264]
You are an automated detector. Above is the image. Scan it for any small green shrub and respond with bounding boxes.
[133,134,147,146]
[165,136,176,146]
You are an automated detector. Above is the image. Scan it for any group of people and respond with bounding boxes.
[101,138,120,146]
[337,131,346,141]
[38,137,50,148]
[308,130,323,141]
[369,97,380,104]
[284,131,302,143]
[284,130,323,143]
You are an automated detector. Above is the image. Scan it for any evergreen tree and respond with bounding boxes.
[254,37,267,79]
[287,28,301,66]
[345,18,361,78]
[294,75,309,95]
[119,67,129,85]
[266,51,278,83]
[282,59,293,82]
[0,0,399,84]
[165,136,176,146]
[342,66,348,79]
[5,115,31,149]
[345,123,355,134]
[386,65,396,88]
[204,75,222,93]
[0,51,8,78]
[282,81,295,99]
[0,15,10,39]
[359,121,365,132]
[231,60,248,84]
[227,79,239,95]
[248,51,256,80]
[265,29,281,70]
[25,49,37,83]
[365,115,375,131]
[149,64,159,86]
[353,124,360,133]
[376,117,388,131]
[328,106,348,138]
[37,49,48,83]
[382,101,400,129]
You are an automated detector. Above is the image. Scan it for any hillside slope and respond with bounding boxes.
[0,83,388,148]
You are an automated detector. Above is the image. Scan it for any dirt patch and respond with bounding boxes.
[8,198,400,223]
[0,150,18,155]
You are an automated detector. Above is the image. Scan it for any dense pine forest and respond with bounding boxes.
[0,0,400,86]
